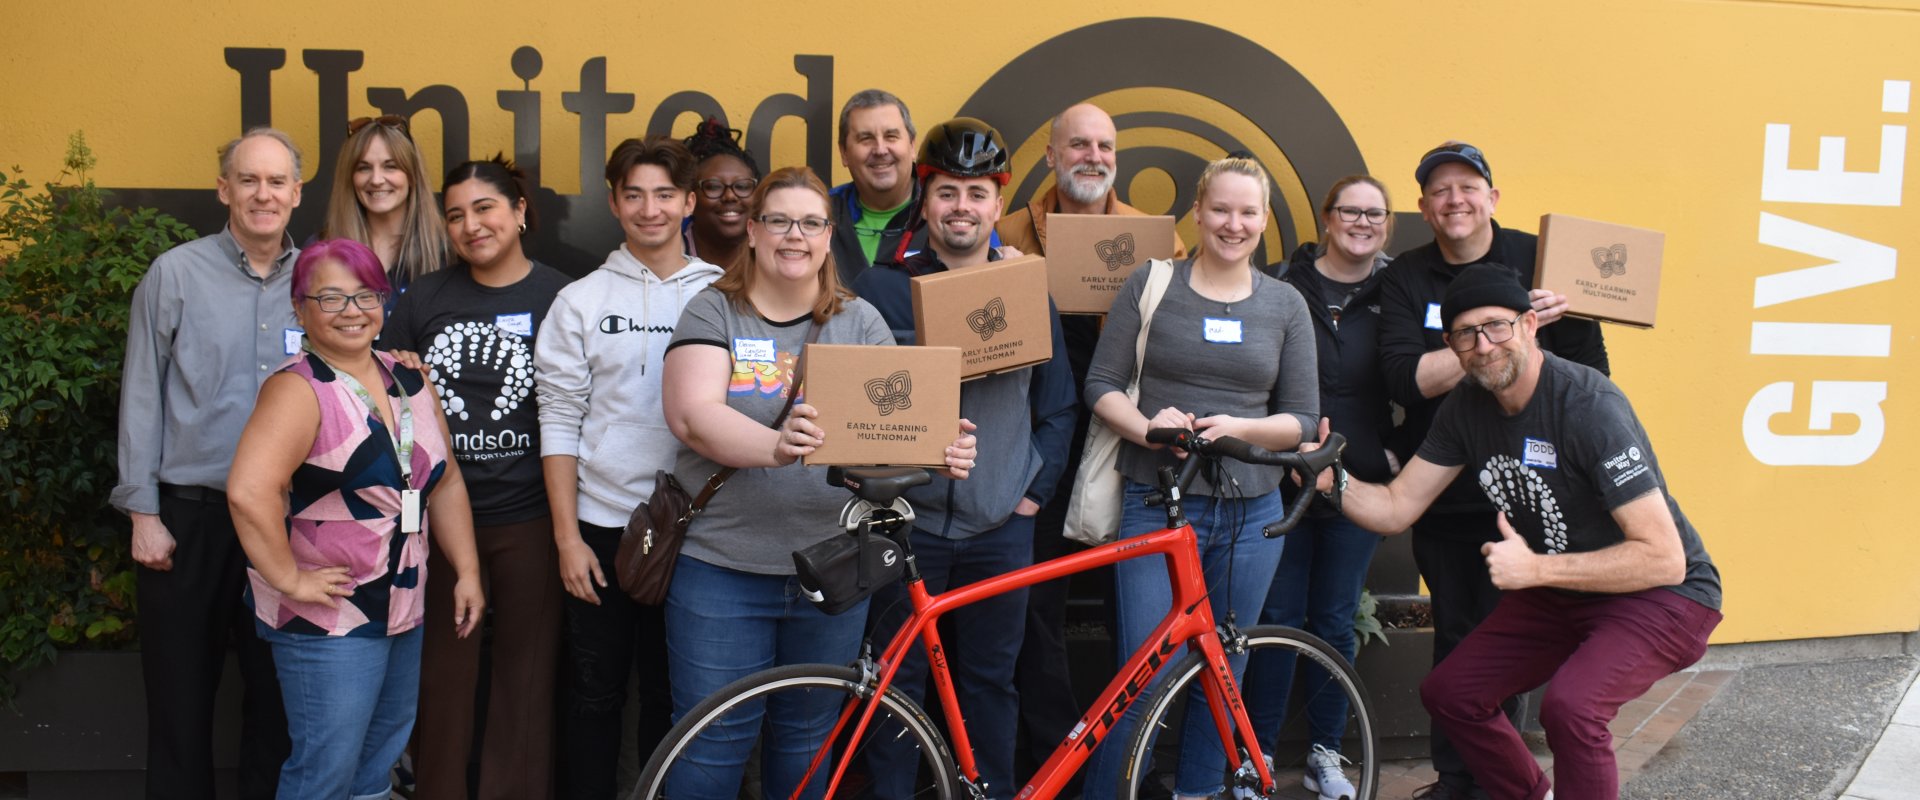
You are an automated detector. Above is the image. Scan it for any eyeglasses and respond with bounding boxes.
[756,215,831,237]
[1445,314,1523,352]
[348,115,409,136]
[304,290,388,313]
[698,178,758,200]
[1333,206,1389,224]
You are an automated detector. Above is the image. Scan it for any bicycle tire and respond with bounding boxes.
[1120,625,1378,800]
[630,662,961,800]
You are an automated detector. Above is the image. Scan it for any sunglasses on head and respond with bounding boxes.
[348,115,409,136]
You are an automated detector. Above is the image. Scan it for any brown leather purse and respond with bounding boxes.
[614,321,819,604]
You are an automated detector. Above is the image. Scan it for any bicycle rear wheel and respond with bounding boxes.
[631,663,960,800]
[1121,625,1377,800]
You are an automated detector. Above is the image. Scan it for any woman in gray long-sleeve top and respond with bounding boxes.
[1079,156,1321,800]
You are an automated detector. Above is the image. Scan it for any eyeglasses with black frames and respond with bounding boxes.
[1445,314,1524,352]
[698,178,759,200]
[304,290,388,313]
[756,215,831,237]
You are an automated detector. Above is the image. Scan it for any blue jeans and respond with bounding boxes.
[867,514,1034,800]
[662,555,868,800]
[262,625,422,800]
[1247,513,1380,752]
[1083,481,1286,799]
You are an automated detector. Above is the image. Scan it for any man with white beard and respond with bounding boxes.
[995,102,1187,788]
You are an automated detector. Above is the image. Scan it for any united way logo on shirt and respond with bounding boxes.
[1478,454,1570,554]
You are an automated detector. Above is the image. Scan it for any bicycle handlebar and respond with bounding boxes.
[1146,429,1347,539]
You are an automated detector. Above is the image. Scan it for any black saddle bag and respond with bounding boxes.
[792,521,905,616]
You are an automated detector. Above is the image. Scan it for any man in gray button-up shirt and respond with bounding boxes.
[112,128,302,799]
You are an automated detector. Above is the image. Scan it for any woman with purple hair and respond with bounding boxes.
[228,238,484,800]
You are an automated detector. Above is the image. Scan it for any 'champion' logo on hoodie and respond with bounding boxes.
[599,315,674,335]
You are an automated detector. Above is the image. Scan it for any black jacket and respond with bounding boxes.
[1377,221,1610,516]
[1274,243,1398,487]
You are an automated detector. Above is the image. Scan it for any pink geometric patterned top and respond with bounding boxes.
[246,351,448,637]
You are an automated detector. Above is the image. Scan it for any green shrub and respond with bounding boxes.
[0,132,196,699]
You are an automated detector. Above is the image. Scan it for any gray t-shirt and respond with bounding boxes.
[666,288,895,574]
[1418,352,1721,610]
[1084,259,1320,496]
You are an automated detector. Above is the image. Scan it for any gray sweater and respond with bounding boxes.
[1084,259,1320,496]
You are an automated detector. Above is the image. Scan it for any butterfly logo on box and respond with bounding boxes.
[1095,233,1136,272]
[1591,244,1627,278]
[865,370,914,416]
[966,297,1009,341]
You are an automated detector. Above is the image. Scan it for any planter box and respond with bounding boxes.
[1,650,245,798]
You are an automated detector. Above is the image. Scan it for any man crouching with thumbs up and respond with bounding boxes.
[1306,263,1721,800]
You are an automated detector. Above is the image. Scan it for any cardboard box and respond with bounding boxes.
[1535,213,1665,328]
[909,254,1054,381]
[1044,213,1178,314]
[802,344,961,468]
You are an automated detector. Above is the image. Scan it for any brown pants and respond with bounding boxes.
[416,515,563,800]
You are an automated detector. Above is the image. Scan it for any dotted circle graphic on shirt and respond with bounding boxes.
[1478,454,1569,554]
[423,321,533,421]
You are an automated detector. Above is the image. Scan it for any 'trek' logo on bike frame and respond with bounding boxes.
[1074,629,1181,753]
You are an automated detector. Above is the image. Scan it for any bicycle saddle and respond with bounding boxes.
[827,466,931,506]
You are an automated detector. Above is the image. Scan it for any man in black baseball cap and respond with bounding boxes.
[1310,262,1721,800]
[1375,142,1613,800]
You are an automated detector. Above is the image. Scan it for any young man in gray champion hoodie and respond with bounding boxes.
[533,136,723,798]
[849,118,1076,800]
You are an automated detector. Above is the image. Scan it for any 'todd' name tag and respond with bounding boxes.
[1203,317,1244,344]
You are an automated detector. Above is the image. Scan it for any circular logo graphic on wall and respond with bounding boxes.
[957,18,1371,264]
[423,321,534,421]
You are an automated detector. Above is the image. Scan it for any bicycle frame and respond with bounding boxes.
[804,494,1279,799]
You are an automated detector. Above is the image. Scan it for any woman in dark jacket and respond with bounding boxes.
[1246,174,1400,800]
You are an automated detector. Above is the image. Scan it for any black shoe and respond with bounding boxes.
[1410,781,1491,800]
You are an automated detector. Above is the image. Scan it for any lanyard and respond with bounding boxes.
[304,341,415,482]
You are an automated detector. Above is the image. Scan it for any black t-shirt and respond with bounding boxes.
[383,262,575,526]
[1417,353,1721,609]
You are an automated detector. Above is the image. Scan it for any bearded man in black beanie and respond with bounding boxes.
[1312,264,1720,800]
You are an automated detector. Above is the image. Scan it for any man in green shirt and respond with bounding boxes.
[828,88,920,286]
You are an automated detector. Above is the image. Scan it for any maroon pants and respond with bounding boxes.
[416,516,564,800]
[1420,587,1721,800]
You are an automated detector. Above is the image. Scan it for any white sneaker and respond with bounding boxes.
[1303,744,1356,800]
[1230,754,1273,800]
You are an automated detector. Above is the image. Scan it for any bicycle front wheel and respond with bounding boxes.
[1121,625,1378,800]
[631,663,960,800]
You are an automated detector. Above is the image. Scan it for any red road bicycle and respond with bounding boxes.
[632,429,1374,799]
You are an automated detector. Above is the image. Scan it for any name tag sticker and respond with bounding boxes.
[284,328,304,356]
[495,312,534,337]
[1425,303,1444,331]
[1523,437,1558,469]
[1202,317,1244,344]
[733,337,777,363]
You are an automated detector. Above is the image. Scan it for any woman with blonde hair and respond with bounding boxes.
[1081,156,1321,800]
[323,115,451,304]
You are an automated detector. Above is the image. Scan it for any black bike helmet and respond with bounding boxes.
[915,117,1011,184]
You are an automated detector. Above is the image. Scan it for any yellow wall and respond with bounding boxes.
[5,0,1917,643]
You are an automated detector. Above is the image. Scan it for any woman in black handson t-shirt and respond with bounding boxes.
[383,156,575,800]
